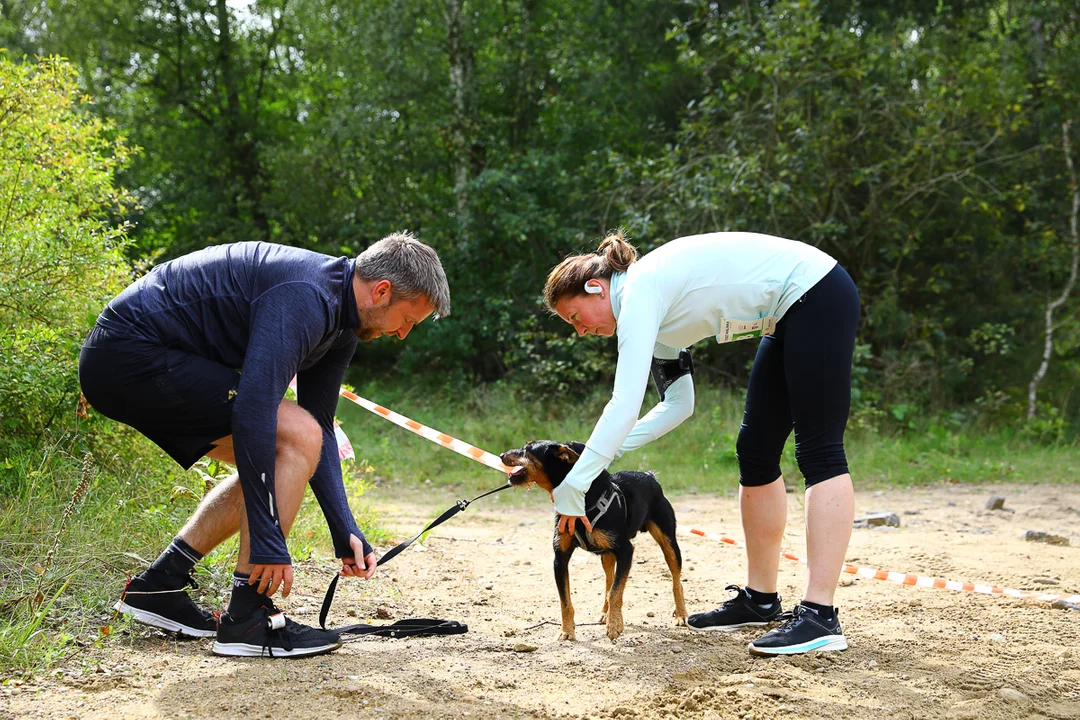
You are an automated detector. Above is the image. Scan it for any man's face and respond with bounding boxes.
[355,295,435,342]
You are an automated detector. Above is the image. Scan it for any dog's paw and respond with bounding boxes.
[606,627,622,641]
[674,611,688,626]
[558,631,576,642]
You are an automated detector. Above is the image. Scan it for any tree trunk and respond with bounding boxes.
[1028,120,1080,418]
[214,0,269,237]
[443,0,473,238]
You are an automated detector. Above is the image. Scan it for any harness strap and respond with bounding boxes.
[319,482,511,633]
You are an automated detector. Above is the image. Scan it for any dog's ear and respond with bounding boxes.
[556,443,580,464]
[567,441,586,456]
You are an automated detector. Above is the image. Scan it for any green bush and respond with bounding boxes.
[0,54,134,452]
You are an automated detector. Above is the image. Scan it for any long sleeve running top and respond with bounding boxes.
[96,242,370,564]
[552,233,837,516]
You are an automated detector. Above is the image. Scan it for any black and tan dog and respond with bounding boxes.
[500,440,687,641]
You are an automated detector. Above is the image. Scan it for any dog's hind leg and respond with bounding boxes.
[605,544,634,640]
[554,544,576,641]
[599,553,616,622]
[647,514,688,626]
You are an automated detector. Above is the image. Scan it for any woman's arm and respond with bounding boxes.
[552,288,664,517]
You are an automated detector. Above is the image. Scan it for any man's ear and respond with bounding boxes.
[370,279,393,306]
[556,444,580,464]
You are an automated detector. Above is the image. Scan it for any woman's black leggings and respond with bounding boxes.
[736,263,860,488]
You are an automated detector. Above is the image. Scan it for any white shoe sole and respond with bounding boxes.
[211,641,343,658]
[687,621,772,633]
[114,600,217,638]
[748,634,848,656]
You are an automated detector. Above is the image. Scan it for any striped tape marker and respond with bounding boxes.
[684,527,1080,606]
[338,388,513,475]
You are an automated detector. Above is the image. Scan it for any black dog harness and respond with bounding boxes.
[574,484,626,548]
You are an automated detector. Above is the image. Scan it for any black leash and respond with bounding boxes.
[318,482,512,635]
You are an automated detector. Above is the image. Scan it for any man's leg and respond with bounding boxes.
[175,399,321,560]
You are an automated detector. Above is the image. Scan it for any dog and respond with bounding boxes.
[500,440,687,641]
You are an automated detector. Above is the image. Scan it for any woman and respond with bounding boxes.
[543,230,859,656]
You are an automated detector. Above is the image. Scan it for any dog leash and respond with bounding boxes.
[319,390,515,635]
[318,482,511,633]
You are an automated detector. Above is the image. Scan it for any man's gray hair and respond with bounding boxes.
[355,231,451,318]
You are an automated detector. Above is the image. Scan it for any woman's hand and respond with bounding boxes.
[557,514,593,535]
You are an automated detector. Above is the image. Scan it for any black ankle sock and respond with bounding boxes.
[148,536,203,580]
[800,600,835,620]
[227,572,271,619]
[746,587,779,607]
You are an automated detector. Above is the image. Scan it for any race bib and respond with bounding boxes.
[716,316,777,344]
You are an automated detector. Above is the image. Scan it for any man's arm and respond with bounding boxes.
[294,334,373,561]
[232,283,332,565]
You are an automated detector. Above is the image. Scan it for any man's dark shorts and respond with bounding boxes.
[79,324,239,469]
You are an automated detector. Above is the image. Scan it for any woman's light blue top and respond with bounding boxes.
[552,232,837,516]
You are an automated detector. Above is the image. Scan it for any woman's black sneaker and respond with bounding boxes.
[212,604,342,658]
[747,603,848,655]
[114,569,218,638]
[686,584,782,631]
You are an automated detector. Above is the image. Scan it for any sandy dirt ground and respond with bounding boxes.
[3,481,1079,720]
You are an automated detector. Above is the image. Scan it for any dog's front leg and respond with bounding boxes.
[554,542,576,641]
[606,544,634,640]
[599,553,616,622]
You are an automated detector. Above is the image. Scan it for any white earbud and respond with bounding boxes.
[584,280,603,295]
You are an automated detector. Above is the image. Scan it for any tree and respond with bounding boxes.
[0,54,133,448]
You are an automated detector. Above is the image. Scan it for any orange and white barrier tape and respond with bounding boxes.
[337,388,513,475]
[684,527,1080,606]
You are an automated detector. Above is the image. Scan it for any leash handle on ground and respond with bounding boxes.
[684,527,1080,607]
[319,482,511,632]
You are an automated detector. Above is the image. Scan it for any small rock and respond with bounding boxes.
[999,688,1028,702]
[646,612,655,617]
[1024,531,1069,546]
[989,633,1005,642]
[672,646,683,653]
[838,576,857,587]
[854,512,901,528]
[986,496,1006,511]
[903,509,921,515]
[512,643,537,653]
[1051,600,1080,612]
[485,585,493,590]
[375,607,392,619]
[1032,577,1059,585]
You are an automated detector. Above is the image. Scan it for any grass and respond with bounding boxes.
[1,378,1076,676]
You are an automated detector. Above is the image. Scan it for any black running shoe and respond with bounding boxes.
[686,584,782,632]
[114,569,218,638]
[212,604,342,658]
[748,603,848,655]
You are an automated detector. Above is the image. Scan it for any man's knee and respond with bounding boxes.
[277,403,323,470]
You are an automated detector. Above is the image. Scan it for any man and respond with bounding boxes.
[79,232,451,658]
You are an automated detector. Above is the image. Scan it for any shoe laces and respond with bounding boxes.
[773,604,813,631]
[255,606,294,657]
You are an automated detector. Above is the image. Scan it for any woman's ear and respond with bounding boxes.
[584,280,604,296]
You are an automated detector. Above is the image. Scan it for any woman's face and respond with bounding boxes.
[553,280,616,337]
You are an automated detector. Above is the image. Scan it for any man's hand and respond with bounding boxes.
[340,533,377,580]
[249,563,293,598]
[557,514,593,536]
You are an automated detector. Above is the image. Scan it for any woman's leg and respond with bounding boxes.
[783,265,861,606]
[736,335,794,593]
